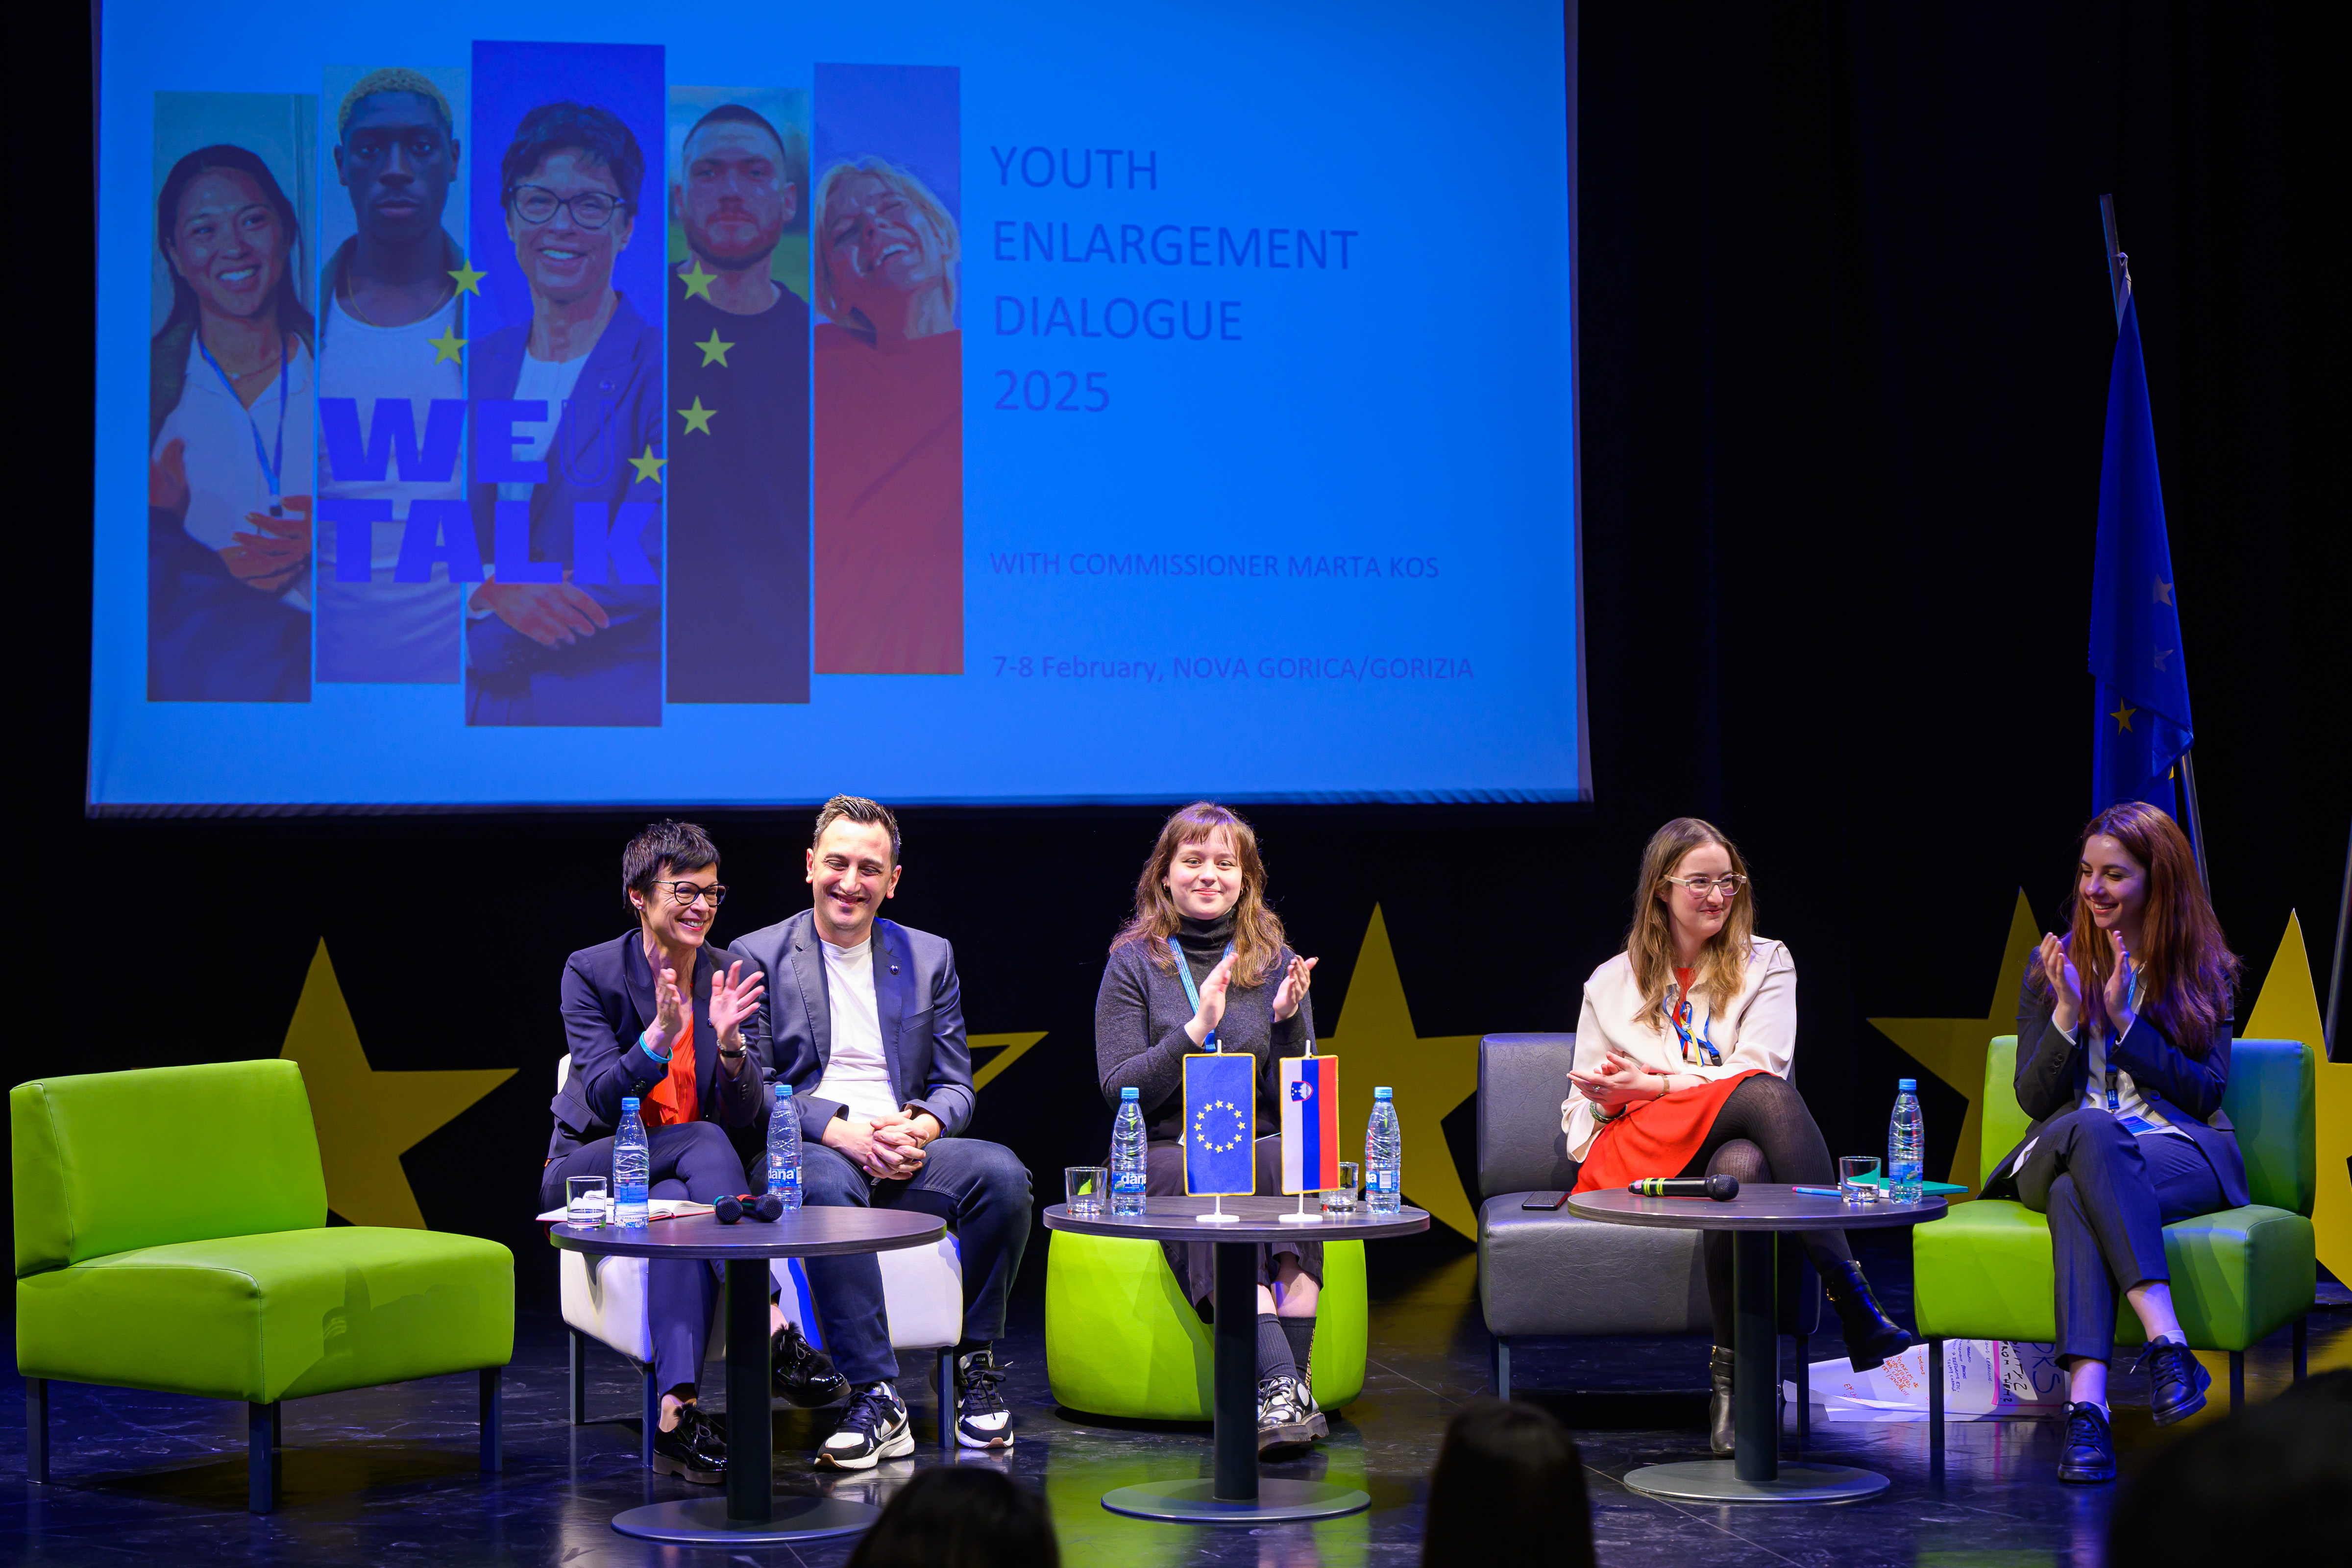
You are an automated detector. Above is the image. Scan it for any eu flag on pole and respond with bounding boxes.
[2089,293,2193,813]
[1280,1055,1341,1194]
[1184,1053,1256,1197]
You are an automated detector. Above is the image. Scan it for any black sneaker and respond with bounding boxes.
[955,1349,1014,1450]
[817,1382,914,1470]
[773,1322,850,1407]
[1256,1375,1322,1454]
[2056,1401,2116,1484]
[650,1404,727,1485]
[2133,1339,2211,1425]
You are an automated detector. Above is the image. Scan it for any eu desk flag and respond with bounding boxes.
[1184,1053,1256,1197]
[2089,294,2194,813]
[1281,1055,1341,1194]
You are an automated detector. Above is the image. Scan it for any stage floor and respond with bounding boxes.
[4,1234,2344,1567]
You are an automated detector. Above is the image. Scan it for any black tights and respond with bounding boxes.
[1674,1074,1855,1346]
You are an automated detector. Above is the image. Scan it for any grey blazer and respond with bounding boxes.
[730,908,976,1144]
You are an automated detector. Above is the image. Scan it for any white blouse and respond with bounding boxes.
[1559,937,1797,1162]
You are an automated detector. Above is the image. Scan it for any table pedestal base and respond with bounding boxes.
[612,1495,881,1544]
[1101,1478,1372,1523]
[1622,1461,1888,1505]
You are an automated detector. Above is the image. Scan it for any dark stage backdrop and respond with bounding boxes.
[16,3,2344,1310]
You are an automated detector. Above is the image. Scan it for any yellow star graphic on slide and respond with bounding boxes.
[680,260,717,301]
[695,330,734,368]
[1319,905,1483,1239]
[1866,890,2040,1193]
[278,941,514,1227]
[678,397,716,435]
[628,445,666,485]
[427,326,466,365]
[448,260,487,296]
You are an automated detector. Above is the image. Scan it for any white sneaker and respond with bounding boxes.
[955,1349,1015,1449]
[817,1382,914,1470]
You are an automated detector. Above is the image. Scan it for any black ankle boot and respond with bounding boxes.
[1823,1259,1912,1371]
[1708,1347,1736,1456]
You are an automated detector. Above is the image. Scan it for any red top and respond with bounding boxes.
[645,1018,699,1129]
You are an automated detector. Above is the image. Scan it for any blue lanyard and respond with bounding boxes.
[2102,967,2146,1111]
[197,333,290,510]
[1169,936,1234,1051]
[1667,983,1721,1067]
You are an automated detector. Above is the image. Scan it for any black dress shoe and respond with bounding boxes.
[2057,1401,2116,1483]
[651,1405,727,1485]
[1708,1347,1737,1457]
[773,1322,850,1407]
[1823,1259,1913,1371]
[2133,1339,2210,1426]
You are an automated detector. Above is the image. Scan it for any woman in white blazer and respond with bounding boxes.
[1564,817,1910,1454]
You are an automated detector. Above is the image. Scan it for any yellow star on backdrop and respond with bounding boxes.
[2244,913,2347,1282]
[1320,905,1482,1239]
[680,261,717,301]
[970,1031,1048,1092]
[2110,699,2137,732]
[695,330,734,367]
[1867,889,2040,1193]
[279,941,514,1228]
[448,260,487,296]
[2155,578,2174,604]
[678,396,716,435]
[628,445,666,485]
[427,327,466,365]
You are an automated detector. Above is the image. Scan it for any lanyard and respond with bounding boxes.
[2102,967,2146,1112]
[1169,936,1234,1051]
[197,332,290,511]
[1667,982,1721,1067]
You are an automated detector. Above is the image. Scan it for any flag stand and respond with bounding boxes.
[1197,1195,1238,1224]
[1281,1191,1323,1224]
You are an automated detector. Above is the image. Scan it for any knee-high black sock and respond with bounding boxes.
[1279,1318,1316,1381]
[1255,1314,1298,1382]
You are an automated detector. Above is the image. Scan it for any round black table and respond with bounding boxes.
[1566,1184,1945,1503]
[1042,1195,1429,1523]
[550,1207,945,1544]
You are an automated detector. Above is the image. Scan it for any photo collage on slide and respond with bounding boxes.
[145,46,964,723]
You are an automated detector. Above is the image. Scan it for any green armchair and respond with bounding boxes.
[1911,1035,2314,1454]
[12,1060,515,1512]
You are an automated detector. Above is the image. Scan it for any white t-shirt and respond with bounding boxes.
[816,937,903,1124]
[153,333,316,612]
[316,292,466,682]
[497,350,591,504]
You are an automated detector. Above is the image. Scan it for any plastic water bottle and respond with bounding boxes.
[1888,1078,1925,1204]
[1366,1087,1402,1215]
[767,1082,803,1211]
[613,1097,650,1226]
[1110,1087,1148,1218]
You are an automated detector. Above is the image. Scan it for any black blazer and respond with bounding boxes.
[730,909,976,1145]
[547,932,766,1165]
[1983,958,2248,1209]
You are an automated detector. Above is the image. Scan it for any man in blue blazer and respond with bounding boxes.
[733,795,1033,1467]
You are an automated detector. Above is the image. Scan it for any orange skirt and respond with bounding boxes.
[1570,1069,1764,1194]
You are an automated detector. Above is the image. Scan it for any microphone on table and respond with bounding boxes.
[715,1192,785,1224]
[1629,1175,1740,1201]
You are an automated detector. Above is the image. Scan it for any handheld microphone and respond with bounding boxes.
[1628,1175,1740,1201]
[715,1192,785,1224]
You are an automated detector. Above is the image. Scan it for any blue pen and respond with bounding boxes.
[1790,1185,1841,1198]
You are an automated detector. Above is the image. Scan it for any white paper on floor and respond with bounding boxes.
[1783,1338,2066,1422]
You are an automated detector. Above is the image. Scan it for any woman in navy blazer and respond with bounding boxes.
[466,101,663,727]
[1985,801,2244,1485]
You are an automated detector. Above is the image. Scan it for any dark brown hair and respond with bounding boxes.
[1111,802,1288,988]
[843,1466,1056,1568]
[1421,1397,1594,1568]
[812,794,901,863]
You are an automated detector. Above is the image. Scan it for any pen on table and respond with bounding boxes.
[1790,1185,1841,1197]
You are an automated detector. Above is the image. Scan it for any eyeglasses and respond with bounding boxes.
[660,881,728,907]
[507,185,628,229]
[1664,874,1746,899]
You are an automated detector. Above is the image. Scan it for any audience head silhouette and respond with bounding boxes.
[842,1466,1058,1568]
[1421,1397,1594,1568]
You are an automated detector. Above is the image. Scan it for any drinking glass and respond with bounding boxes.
[1838,1155,1883,1204]
[566,1175,610,1223]
[1322,1162,1361,1217]
[1066,1166,1109,1219]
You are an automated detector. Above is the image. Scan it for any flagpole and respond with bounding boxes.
[2100,193,2210,893]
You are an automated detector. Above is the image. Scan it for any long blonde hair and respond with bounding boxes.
[1626,817,1756,1028]
[1111,802,1288,988]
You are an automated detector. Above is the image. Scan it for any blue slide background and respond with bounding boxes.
[92,0,1583,809]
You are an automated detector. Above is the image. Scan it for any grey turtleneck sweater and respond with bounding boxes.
[1094,911,1314,1143]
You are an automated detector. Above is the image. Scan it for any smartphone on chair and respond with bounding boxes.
[1519,1191,1569,1210]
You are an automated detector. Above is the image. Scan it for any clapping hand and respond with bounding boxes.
[646,962,688,1055]
[2037,933,2083,1035]
[2102,931,2138,1037]
[708,960,766,1047]
[1185,951,1237,1044]
[1272,954,1319,1022]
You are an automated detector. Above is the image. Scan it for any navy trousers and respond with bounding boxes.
[541,1121,750,1392]
[798,1137,1033,1386]
[2014,1108,2230,1363]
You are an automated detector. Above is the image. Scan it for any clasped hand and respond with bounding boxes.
[825,1109,938,1181]
[1568,1051,1662,1113]
[2037,931,2135,1038]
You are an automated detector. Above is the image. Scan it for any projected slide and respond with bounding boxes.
[94,2,1585,810]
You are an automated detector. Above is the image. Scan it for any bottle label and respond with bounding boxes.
[1113,1171,1147,1194]
[1372,1168,1397,1194]
[770,1156,801,1191]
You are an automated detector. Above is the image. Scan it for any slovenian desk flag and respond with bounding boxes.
[1184,1052,1257,1197]
[1281,1055,1341,1194]
[2089,293,2194,814]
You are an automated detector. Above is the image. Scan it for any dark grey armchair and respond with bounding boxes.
[1475,1034,1819,1418]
